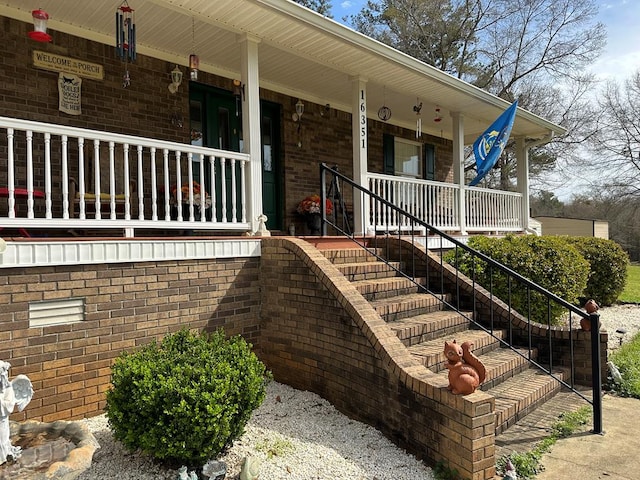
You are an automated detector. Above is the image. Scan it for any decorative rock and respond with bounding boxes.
[239,455,260,480]
[202,459,226,479]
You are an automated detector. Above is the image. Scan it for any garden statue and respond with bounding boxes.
[0,360,34,464]
[176,466,198,480]
[581,299,599,331]
[444,340,486,395]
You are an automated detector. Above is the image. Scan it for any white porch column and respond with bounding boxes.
[239,34,262,233]
[351,77,368,235]
[451,112,466,234]
[515,136,529,230]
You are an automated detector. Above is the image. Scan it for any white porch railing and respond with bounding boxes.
[0,116,251,237]
[367,173,523,234]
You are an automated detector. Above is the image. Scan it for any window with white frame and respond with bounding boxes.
[394,138,422,178]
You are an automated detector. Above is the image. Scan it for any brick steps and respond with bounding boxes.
[488,368,564,434]
[335,261,402,281]
[318,245,567,439]
[354,276,427,300]
[390,309,472,346]
[370,292,449,321]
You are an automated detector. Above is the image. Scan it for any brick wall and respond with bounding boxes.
[259,238,496,480]
[0,257,260,423]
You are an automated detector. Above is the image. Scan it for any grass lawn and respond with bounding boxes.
[610,332,640,398]
[618,264,640,303]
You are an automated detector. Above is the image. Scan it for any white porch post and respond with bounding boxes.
[239,34,262,234]
[452,112,466,234]
[516,136,529,230]
[351,77,368,235]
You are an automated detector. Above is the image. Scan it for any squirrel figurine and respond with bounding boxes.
[444,340,486,395]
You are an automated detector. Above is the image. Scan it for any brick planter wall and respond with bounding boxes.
[259,237,496,480]
[0,257,260,423]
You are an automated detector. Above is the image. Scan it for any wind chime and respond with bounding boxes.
[189,18,199,81]
[116,1,136,87]
[413,99,423,138]
[377,86,392,121]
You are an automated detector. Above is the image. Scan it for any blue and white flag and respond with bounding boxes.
[469,100,518,186]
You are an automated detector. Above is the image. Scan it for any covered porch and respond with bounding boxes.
[1,115,525,239]
[0,0,564,242]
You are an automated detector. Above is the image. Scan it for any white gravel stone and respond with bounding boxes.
[76,382,435,480]
[75,304,640,480]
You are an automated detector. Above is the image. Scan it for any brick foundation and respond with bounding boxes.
[1,257,260,423]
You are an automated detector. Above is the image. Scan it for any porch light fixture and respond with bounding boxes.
[28,9,52,43]
[293,99,305,121]
[168,65,183,94]
[292,99,304,136]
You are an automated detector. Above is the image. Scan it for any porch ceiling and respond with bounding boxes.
[0,0,566,143]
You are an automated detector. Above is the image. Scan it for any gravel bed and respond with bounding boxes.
[75,304,640,480]
[76,381,436,480]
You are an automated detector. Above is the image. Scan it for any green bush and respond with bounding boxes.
[561,236,629,306]
[444,235,589,325]
[105,328,270,466]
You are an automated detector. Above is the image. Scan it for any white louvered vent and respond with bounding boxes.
[29,298,85,328]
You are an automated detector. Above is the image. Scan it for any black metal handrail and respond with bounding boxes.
[320,163,602,433]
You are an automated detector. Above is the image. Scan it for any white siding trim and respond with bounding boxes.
[0,239,261,268]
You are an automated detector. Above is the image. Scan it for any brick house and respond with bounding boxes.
[0,2,595,480]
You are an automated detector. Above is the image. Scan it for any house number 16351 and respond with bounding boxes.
[360,89,366,149]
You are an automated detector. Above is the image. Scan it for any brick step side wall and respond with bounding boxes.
[259,238,496,480]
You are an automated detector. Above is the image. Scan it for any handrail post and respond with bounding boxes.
[590,312,603,434]
[320,164,327,236]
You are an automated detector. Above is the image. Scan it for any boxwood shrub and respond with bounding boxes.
[444,235,589,325]
[105,328,270,466]
[561,236,629,306]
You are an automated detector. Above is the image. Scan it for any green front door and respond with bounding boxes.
[260,101,282,230]
[190,84,281,229]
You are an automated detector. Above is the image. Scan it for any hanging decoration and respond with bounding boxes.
[28,9,52,43]
[413,100,423,138]
[378,86,392,121]
[189,18,199,81]
[115,1,136,87]
[434,106,442,123]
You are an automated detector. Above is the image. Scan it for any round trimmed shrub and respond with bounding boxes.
[105,328,270,466]
[445,235,589,325]
[562,236,629,306]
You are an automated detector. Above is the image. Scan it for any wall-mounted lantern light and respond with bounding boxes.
[168,65,183,94]
[292,99,305,122]
[28,9,52,42]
